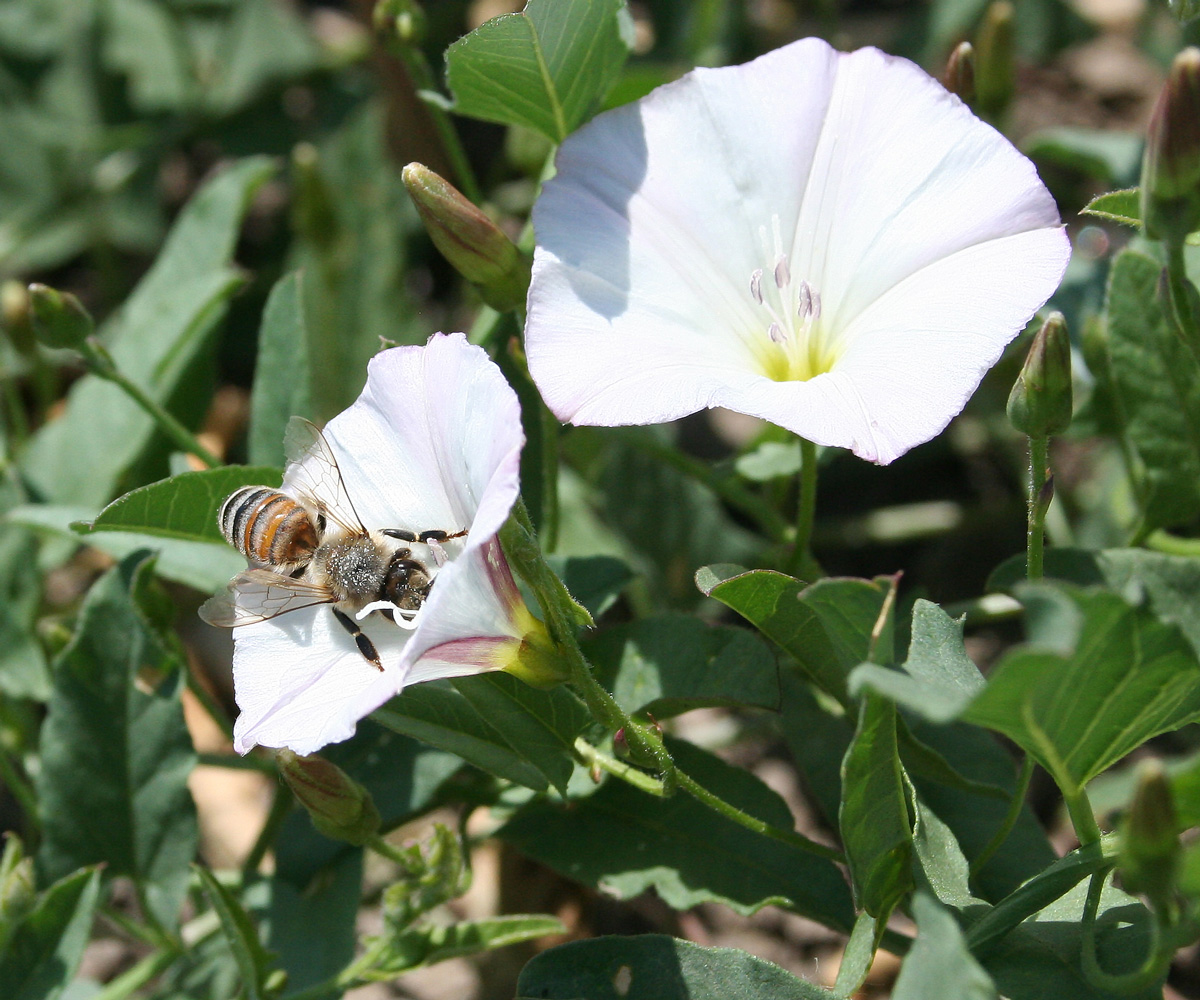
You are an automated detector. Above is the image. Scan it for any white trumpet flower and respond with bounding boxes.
[525,38,1071,465]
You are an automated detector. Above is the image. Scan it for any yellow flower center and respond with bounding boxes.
[744,218,840,382]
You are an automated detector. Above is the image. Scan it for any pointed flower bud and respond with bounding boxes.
[373,0,427,46]
[1119,760,1180,909]
[402,162,531,312]
[1141,47,1200,243]
[27,283,94,351]
[276,749,381,846]
[0,835,36,937]
[1007,311,1072,437]
[975,1,1015,121]
[943,42,976,105]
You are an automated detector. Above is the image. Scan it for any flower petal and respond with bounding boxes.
[231,607,408,754]
[402,537,527,684]
[526,37,1070,463]
[323,332,523,548]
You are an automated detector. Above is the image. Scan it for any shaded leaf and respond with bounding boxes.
[1105,248,1200,529]
[893,893,997,1000]
[7,503,244,595]
[840,693,912,917]
[249,272,314,469]
[498,739,854,929]
[0,868,101,1000]
[36,552,198,930]
[586,613,779,718]
[546,554,633,619]
[516,934,832,1000]
[21,158,275,507]
[445,0,633,142]
[373,672,590,795]
[196,868,277,1000]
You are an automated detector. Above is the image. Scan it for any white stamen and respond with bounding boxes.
[774,255,790,289]
[811,289,822,321]
[749,269,764,304]
[426,538,449,566]
[768,321,787,344]
[797,280,814,320]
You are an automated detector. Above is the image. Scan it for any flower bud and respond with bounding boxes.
[1007,311,1072,437]
[1,281,35,357]
[1141,47,1200,243]
[0,834,36,936]
[276,749,381,846]
[1119,760,1180,909]
[373,0,426,46]
[27,283,94,350]
[975,1,1014,122]
[943,42,976,105]
[402,162,531,312]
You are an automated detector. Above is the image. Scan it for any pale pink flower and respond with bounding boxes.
[230,333,534,755]
[526,38,1071,464]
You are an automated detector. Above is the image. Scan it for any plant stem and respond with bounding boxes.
[1064,784,1104,847]
[379,26,482,205]
[80,339,221,468]
[970,755,1035,878]
[574,737,670,797]
[1164,239,1200,369]
[672,768,845,864]
[1026,435,1049,581]
[0,744,38,828]
[92,946,181,1000]
[1081,871,1175,993]
[785,437,818,577]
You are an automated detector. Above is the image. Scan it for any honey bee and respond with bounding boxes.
[199,417,466,670]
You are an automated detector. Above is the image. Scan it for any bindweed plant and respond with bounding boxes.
[6,1,1200,998]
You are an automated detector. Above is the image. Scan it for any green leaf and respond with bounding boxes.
[734,441,803,482]
[498,739,854,930]
[840,693,912,917]
[546,554,633,619]
[850,600,984,724]
[585,613,779,718]
[102,0,194,112]
[1105,248,1200,529]
[445,0,633,142]
[516,934,833,1000]
[36,552,199,930]
[86,466,282,544]
[206,0,319,114]
[989,547,1200,659]
[265,851,362,996]
[1022,129,1143,186]
[249,272,313,468]
[7,503,245,595]
[196,868,278,1000]
[373,672,590,795]
[0,868,101,1000]
[1081,188,1141,227]
[893,893,997,1000]
[778,673,853,828]
[1170,0,1200,24]
[21,158,275,507]
[0,527,50,700]
[698,568,890,705]
[364,915,564,978]
[963,584,1200,795]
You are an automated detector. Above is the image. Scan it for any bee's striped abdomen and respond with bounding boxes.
[219,486,318,567]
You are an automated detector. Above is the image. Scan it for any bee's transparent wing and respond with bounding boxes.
[282,416,366,536]
[199,568,334,627]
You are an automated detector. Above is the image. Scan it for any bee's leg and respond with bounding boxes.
[381,527,468,543]
[332,608,384,671]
